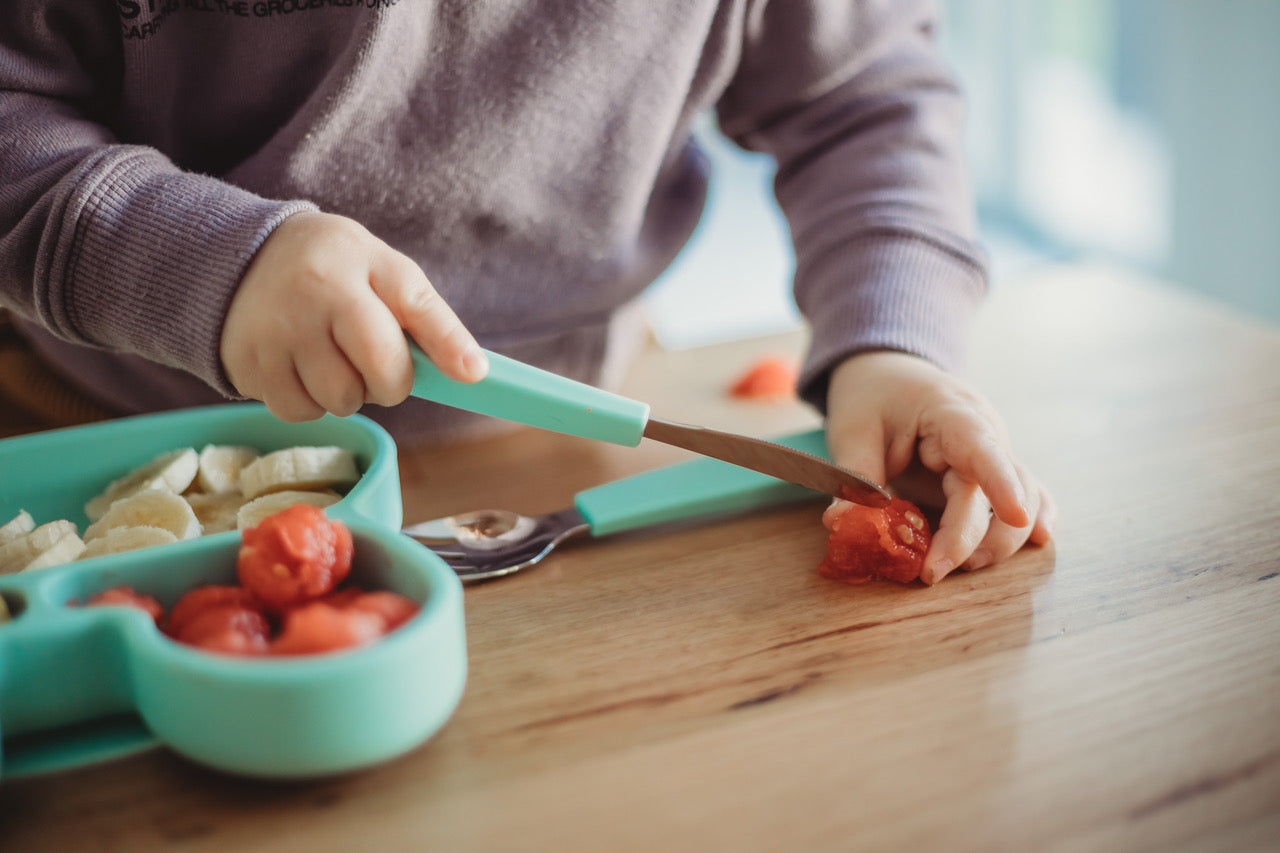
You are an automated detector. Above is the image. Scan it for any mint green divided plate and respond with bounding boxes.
[0,404,466,780]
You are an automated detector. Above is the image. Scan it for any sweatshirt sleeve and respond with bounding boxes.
[715,0,988,412]
[0,2,317,395]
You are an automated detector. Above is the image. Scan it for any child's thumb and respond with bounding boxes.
[826,415,889,490]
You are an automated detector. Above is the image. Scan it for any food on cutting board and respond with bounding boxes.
[77,506,419,657]
[728,354,800,401]
[0,444,359,575]
[818,496,932,585]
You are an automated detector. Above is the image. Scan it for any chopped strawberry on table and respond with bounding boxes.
[818,497,932,585]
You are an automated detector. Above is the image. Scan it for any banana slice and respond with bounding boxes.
[236,490,341,530]
[0,519,80,574]
[239,446,359,500]
[195,444,260,494]
[184,491,247,535]
[0,594,10,623]
[84,489,202,543]
[24,531,87,571]
[85,448,199,521]
[0,510,36,546]
[80,525,179,560]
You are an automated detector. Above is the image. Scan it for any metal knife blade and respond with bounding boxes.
[642,418,890,507]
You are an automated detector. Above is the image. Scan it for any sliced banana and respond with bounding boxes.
[236,490,341,530]
[184,491,246,535]
[0,594,10,622]
[85,448,199,521]
[80,525,179,560]
[195,444,260,494]
[0,519,80,574]
[84,489,202,543]
[24,531,87,571]
[239,446,359,500]
[0,509,36,546]
[3,443,359,570]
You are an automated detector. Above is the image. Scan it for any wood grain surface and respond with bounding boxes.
[2,263,1278,851]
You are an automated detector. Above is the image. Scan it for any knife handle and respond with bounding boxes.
[574,429,830,537]
[409,344,649,446]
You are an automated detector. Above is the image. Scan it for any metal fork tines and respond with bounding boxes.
[401,507,591,582]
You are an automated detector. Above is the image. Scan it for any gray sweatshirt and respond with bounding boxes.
[0,0,986,444]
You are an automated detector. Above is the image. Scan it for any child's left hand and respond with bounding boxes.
[823,351,1056,584]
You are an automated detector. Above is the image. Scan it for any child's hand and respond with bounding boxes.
[220,211,487,422]
[824,351,1055,584]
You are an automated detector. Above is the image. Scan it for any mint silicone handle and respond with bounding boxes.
[409,345,650,446]
[575,429,830,537]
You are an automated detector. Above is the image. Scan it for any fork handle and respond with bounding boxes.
[575,429,829,537]
[409,344,650,446]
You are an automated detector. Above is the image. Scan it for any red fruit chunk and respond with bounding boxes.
[818,497,932,585]
[174,604,272,656]
[326,589,419,632]
[729,355,799,400]
[237,505,353,613]
[83,586,164,624]
[270,601,386,656]
[321,587,362,608]
[165,584,263,638]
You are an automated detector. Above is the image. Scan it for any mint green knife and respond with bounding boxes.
[408,345,889,507]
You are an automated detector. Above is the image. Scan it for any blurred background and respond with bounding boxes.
[643,0,1280,349]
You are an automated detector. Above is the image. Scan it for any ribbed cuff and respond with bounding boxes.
[40,145,318,396]
[795,226,987,413]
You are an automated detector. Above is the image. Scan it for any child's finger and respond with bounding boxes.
[369,250,487,384]
[921,469,991,584]
[919,411,1029,528]
[257,355,326,423]
[294,339,366,418]
[827,415,889,488]
[331,297,416,407]
[1029,483,1057,545]
[962,467,1041,571]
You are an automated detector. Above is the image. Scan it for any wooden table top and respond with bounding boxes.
[3,263,1278,851]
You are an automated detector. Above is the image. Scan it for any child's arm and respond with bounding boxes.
[220,211,487,423]
[0,15,312,398]
[824,351,1056,584]
[713,3,1053,576]
[1,8,482,419]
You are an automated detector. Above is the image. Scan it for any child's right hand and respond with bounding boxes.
[220,211,488,422]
